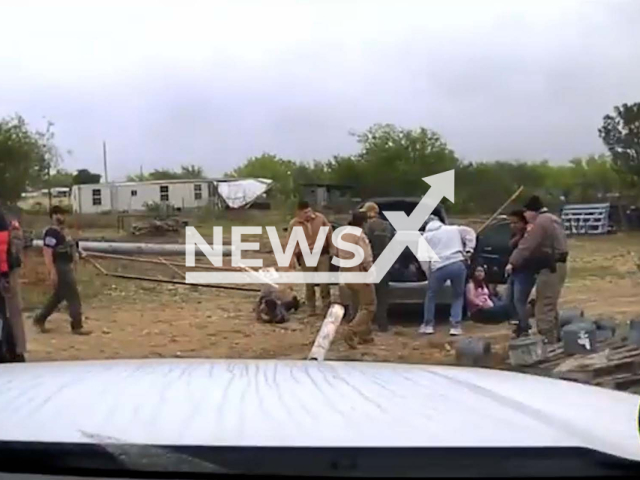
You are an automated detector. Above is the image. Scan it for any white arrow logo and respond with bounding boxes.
[365,169,454,283]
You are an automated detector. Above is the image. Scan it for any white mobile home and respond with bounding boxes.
[71,179,212,214]
[71,178,273,214]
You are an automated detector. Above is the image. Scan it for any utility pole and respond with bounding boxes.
[47,159,52,212]
[103,140,109,183]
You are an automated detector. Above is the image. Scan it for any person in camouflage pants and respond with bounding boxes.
[360,202,394,332]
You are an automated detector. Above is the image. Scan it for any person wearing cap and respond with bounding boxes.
[33,206,91,335]
[506,195,568,343]
[419,215,476,336]
[360,202,394,332]
[337,211,376,348]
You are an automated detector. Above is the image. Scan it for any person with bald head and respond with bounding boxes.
[360,202,394,332]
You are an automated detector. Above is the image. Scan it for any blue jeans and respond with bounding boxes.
[472,297,512,323]
[505,270,536,332]
[423,261,467,327]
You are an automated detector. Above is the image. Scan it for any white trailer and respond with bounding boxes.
[71,179,212,214]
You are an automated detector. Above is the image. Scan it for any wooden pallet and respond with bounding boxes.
[513,338,640,391]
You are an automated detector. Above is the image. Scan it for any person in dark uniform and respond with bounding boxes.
[33,206,91,335]
[360,202,394,332]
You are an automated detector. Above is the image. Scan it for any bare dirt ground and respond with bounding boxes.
[17,230,640,366]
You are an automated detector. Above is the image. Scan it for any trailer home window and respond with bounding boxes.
[131,190,137,197]
[92,189,102,206]
[194,184,202,200]
[160,185,169,202]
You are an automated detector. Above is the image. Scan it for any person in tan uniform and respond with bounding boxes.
[285,201,334,315]
[337,211,376,349]
[506,195,568,343]
[360,202,394,332]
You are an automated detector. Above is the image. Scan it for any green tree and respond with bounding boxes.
[48,169,74,188]
[126,164,207,182]
[72,168,102,185]
[229,153,299,200]
[329,124,460,198]
[0,115,61,203]
[599,102,640,184]
[180,164,206,179]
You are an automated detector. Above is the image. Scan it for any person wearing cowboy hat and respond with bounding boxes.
[506,195,568,343]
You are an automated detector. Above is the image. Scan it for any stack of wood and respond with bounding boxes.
[130,218,186,236]
[513,337,640,392]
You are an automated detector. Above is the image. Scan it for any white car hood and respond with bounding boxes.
[1,360,639,461]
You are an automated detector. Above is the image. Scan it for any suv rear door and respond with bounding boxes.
[473,219,512,285]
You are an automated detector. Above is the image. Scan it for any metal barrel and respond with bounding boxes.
[594,317,617,342]
[627,319,640,347]
[562,321,597,354]
[558,308,584,329]
[508,335,546,366]
[455,337,492,367]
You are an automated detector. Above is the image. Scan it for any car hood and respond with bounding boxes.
[1,360,639,461]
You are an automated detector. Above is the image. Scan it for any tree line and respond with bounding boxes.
[2,101,639,214]
[230,102,640,214]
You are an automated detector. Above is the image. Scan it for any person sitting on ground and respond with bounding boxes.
[256,282,300,324]
[466,265,512,322]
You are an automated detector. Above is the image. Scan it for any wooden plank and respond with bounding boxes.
[476,186,524,235]
[158,256,186,279]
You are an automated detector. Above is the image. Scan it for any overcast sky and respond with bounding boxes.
[2,0,639,180]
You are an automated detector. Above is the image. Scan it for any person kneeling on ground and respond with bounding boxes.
[256,284,300,324]
[466,265,512,323]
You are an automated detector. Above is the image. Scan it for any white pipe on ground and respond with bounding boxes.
[32,240,234,257]
[307,304,346,361]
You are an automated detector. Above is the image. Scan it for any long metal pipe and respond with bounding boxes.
[32,240,234,257]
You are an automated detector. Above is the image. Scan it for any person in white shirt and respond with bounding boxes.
[419,215,476,336]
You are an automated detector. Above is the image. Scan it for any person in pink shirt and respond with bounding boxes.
[466,265,511,322]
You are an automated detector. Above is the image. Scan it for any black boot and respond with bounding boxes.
[512,325,530,339]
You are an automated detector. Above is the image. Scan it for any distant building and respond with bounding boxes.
[300,182,354,209]
[18,188,71,212]
[70,178,273,214]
